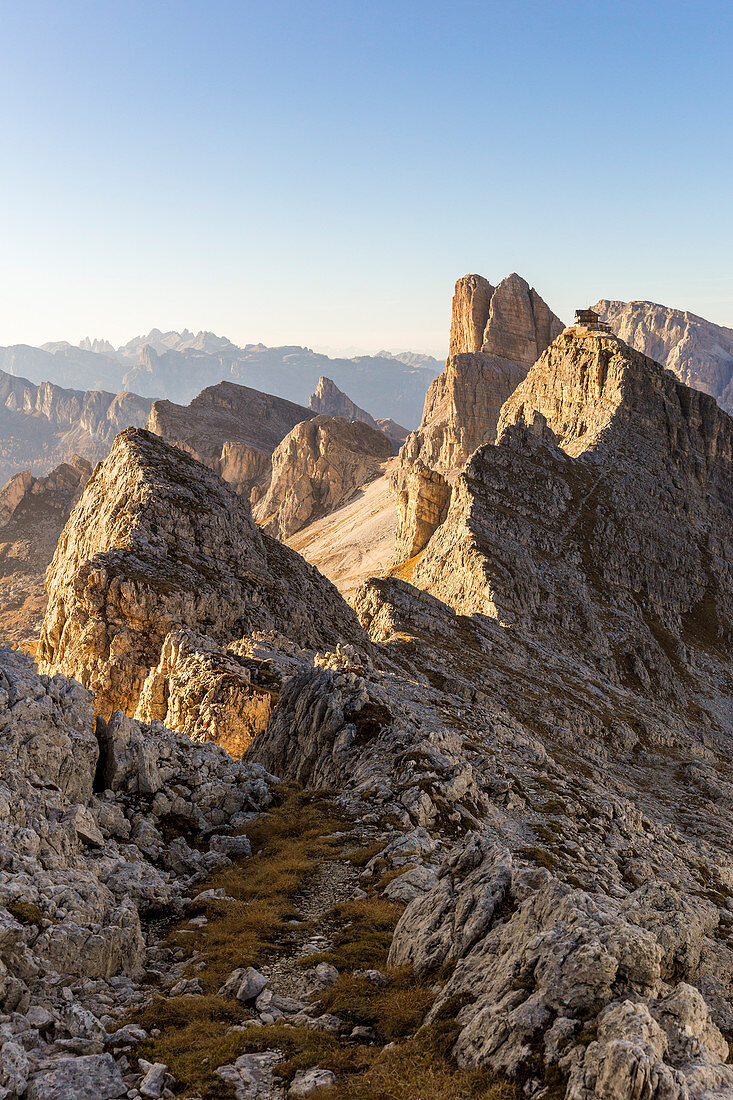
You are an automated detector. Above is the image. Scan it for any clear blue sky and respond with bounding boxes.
[1,0,731,354]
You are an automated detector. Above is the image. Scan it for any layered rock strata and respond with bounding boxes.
[254,415,392,540]
[392,272,563,560]
[0,369,152,484]
[595,298,733,414]
[37,428,365,734]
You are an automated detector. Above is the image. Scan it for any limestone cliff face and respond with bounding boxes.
[595,298,733,415]
[447,273,495,356]
[147,381,314,498]
[135,628,275,758]
[392,272,563,561]
[37,428,365,725]
[0,368,152,483]
[253,415,392,541]
[408,330,732,681]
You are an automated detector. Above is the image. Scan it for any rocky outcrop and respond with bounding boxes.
[309,377,408,452]
[254,415,392,540]
[407,329,732,669]
[595,298,733,414]
[389,835,733,1095]
[135,629,276,759]
[389,462,451,563]
[309,376,379,428]
[392,273,563,561]
[37,428,365,730]
[147,381,314,500]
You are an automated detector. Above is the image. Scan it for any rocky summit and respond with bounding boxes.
[308,377,408,451]
[36,428,364,740]
[594,298,733,415]
[392,272,564,561]
[146,381,315,502]
[2,291,733,1100]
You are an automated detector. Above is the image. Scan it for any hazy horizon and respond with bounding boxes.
[1,0,731,348]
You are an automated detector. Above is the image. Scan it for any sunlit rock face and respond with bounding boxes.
[37,428,365,727]
[254,414,392,540]
[146,380,314,500]
[595,297,733,415]
[392,272,563,561]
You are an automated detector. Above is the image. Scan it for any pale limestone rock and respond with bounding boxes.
[254,415,392,540]
[309,376,379,428]
[595,298,733,414]
[37,428,365,724]
[25,1053,126,1099]
[309,376,408,451]
[392,272,563,560]
[136,629,273,758]
[288,1067,337,1095]
[408,331,732,676]
[390,460,451,563]
[448,273,495,356]
[147,380,313,499]
[216,1051,284,1099]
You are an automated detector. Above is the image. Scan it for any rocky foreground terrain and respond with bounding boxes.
[0,302,730,1100]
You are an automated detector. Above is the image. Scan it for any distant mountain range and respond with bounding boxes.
[0,331,442,428]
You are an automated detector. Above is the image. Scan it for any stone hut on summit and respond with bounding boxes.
[574,307,612,333]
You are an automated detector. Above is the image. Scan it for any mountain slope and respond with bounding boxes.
[0,367,152,483]
[37,428,365,725]
[594,298,733,414]
[147,381,315,500]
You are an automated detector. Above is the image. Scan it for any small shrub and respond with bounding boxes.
[7,900,43,926]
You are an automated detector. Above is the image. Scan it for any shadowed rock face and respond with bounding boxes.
[309,376,379,428]
[147,380,314,499]
[37,428,365,722]
[595,298,733,415]
[405,329,732,684]
[0,456,93,650]
[254,415,392,541]
[392,272,563,561]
